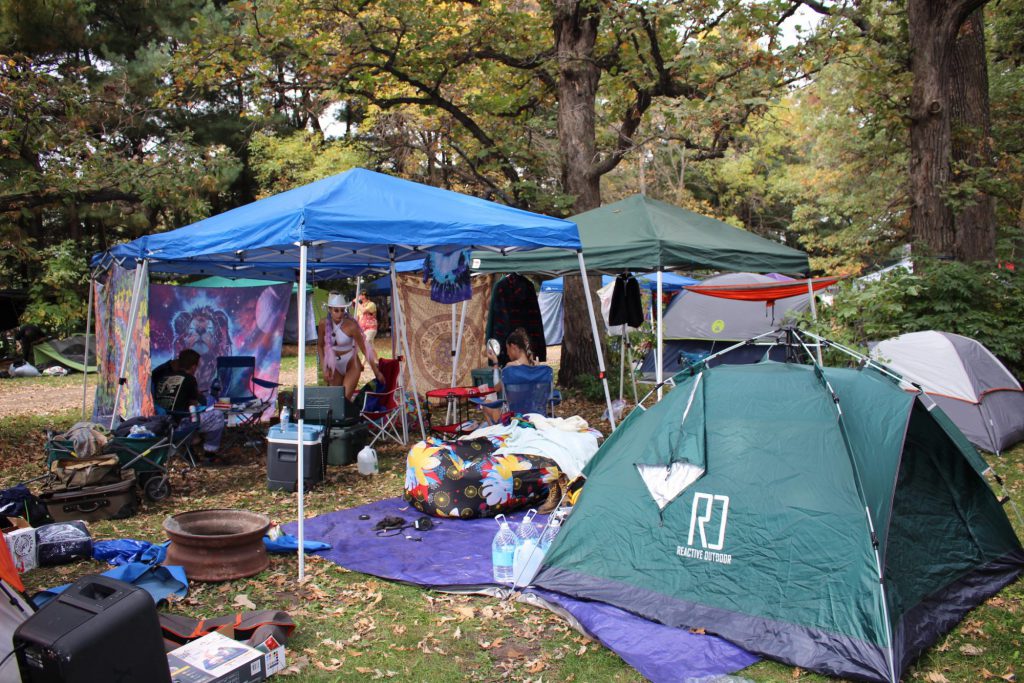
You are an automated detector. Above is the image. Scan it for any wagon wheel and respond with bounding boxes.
[143,475,171,502]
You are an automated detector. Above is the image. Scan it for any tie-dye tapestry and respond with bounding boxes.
[148,283,291,400]
[92,263,153,422]
[396,273,492,394]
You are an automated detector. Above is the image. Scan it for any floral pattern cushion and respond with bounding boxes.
[404,436,561,519]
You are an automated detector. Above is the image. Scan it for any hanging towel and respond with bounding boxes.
[422,249,472,303]
[609,274,644,328]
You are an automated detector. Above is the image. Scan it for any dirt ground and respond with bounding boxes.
[0,341,563,419]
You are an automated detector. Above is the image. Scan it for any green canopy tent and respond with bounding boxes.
[472,195,810,397]
[32,335,97,373]
[534,354,1023,682]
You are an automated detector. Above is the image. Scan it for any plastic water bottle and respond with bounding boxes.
[280,406,290,430]
[539,514,562,551]
[491,515,517,584]
[512,509,542,587]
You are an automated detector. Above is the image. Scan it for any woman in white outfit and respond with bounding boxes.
[317,292,383,399]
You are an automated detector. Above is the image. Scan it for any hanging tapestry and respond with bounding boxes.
[92,263,152,422]
[149,283,291,397]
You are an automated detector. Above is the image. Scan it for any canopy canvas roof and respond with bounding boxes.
[540,272,699,292]
[95,168,581,279]
[472,194,809,275]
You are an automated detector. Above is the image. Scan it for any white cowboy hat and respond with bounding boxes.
[327,292,350,309]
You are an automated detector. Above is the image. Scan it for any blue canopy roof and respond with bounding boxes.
[540,273,699,293]
[95,168,580,280]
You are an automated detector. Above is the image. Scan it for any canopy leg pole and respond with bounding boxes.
[452,299,468,389]
[296,245,310,582]
[618,324,626,404]
[110,259,148,430]
[808,278,823,364]
[354,276,361,303]
[82,272,95,420]
[388,259,409,444]
[577,252,616,431]
[447,304,457,423]
[391,258,421,442]
[627,330,639,405]
[656,270,664,401]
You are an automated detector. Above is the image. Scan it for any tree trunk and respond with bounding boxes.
[907,0,991,260]
[553,0,605,386]
[949,9,996,261]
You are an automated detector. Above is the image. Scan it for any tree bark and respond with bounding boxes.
[907,0,990,260]
[949,9,996,261]
[553,0,605,386]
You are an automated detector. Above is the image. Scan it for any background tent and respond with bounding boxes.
[189,276,319,344]
[640,272,810,377]
[535,360,1024,683]
[473,195,809,396]
[32,334,96,372]
[871,330,1024,453]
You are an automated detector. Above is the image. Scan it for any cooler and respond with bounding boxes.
[14,575,171,683]
[266,423,324,493]
[326,419,370,466]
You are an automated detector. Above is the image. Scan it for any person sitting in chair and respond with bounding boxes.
[152,348,226,463]
[481,327,539,425]
[318,292,384,400]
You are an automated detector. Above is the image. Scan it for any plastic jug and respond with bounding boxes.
[357,446,378,475]
[491,514,517,584]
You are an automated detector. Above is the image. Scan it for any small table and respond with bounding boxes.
[425,385,493,436]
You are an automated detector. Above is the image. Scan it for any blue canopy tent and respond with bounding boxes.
[540,273,698,292]
[90,168,615,580]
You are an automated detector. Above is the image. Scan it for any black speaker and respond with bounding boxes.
[14,575,171,683]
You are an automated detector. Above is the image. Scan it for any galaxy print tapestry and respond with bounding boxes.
[149,283,291,398]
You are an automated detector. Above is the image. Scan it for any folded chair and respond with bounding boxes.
[215,356,281,449]
[472,364,558,421]
[360,357,405,446]
[150,378,202,470]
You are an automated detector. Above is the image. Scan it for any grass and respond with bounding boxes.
[0,403,1021,682]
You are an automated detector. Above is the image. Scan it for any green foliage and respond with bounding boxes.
[804,259,1024,375]
[19,240,90,337]
[249,131,365,195]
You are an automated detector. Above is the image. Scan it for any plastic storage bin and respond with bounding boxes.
[266,423,324,492]
[327,419,370,466]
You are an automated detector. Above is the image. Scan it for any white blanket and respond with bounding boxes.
[464,414,601,480]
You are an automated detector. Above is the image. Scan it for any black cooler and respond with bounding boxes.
[14,575,170,683]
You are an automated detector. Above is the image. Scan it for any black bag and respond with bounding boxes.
[0,484,53,527]
[113,415,171,438]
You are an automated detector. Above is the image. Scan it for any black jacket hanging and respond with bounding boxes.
[608,273,644,328]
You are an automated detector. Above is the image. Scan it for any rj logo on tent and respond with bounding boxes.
[677,493,733,565]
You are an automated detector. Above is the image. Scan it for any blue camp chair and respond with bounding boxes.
[472,364,558,420]
[214,356,280,448]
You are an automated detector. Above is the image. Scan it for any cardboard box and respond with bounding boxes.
[4,526,37,573]
[167,632,267,683]
[253,634,286,676]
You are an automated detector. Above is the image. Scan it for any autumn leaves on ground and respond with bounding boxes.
[0,364,1021,682]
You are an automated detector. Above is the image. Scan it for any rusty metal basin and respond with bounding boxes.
[163,509,270,582]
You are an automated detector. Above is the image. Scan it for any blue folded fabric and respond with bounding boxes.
[33,561,187,608]
[264,533,331,554]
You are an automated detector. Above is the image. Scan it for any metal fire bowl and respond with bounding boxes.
[163,509,271,582]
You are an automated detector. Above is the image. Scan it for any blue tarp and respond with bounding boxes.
[363,260,424,295]
[540,273,699,292]
[95,169,580,279]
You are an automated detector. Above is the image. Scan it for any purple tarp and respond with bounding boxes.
[284,498,758,683]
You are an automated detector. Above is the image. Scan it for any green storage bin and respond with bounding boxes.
[327,421,370,466]
[471,367,497,388]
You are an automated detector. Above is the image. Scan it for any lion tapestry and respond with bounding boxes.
[149,283,291,396]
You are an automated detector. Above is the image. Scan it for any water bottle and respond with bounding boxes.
[512,509,541,587]
[280,405,290,430]
[491,514,517,584]
[539,513,562,551]
[189,404,199,423]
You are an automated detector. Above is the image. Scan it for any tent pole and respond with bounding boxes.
[656,270,664,401]
[388,258,408,444]
[110,259,148,430]
[296,244,309,581]
[626,331,639,405]
[81,271,95,420]
[355,276,361,303]
[577,252,616,431]
[452,299,468,391]
[391,257,420,442]
[807,278,823,364]
[448,304,457,422]
[618,324,626,404]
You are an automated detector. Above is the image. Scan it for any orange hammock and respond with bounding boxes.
[684,276,842,303]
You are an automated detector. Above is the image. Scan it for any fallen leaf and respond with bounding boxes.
[576,645,587,656]
[454,606,476,620]
[453,626,461,639]
[960,644,985,656]
[355,667,374,674]
[279,654,308,676]
[233,594,257,610]
[315,658,344,672]
[924,672,950,683]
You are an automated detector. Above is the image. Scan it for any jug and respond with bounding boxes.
[357,446,378,475]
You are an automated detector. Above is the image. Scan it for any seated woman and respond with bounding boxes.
[317,292,383,400]
[480,327,541,424]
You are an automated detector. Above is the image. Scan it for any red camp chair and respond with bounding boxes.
[360,357,405,446]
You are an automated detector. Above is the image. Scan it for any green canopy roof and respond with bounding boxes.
[472,194,809,275]
[188,276,313,294]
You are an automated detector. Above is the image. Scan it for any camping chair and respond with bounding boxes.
[150,378,202,470]
[215,356,280,449]
[473,364,558,422]
[360,357,405,446]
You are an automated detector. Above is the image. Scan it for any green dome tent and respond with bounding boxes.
[534,359,1023,682]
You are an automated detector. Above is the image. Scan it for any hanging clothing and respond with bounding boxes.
[422,249,472,304]
[608,273,644,328]
[486,274,546,364]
